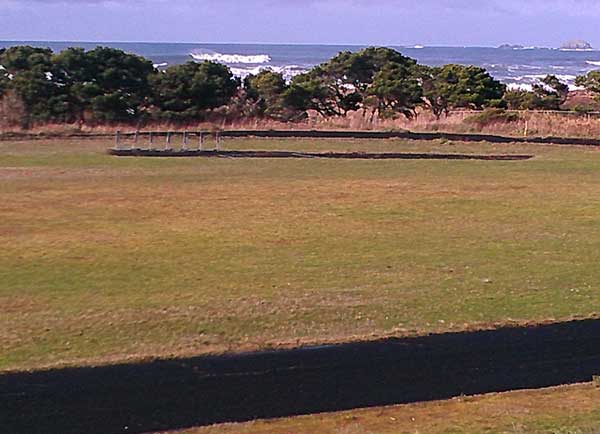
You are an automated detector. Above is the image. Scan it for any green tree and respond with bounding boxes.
[0,46,68,125]
[541,75,569,105]
[575,71,600,101]
[244,70,294,120]
[286,65,360,117]
[423,64,506,118]
[0,52,8,97]
[52,47,92,123]
[286,47,421,119]
[327,47,417,92]
[150,61,239,121]
[365,62,423,120]
[53,47,155,123]
[504,75,568,110]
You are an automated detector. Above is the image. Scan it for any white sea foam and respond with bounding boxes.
[586,60,600,66]
[508,74,582,92]
[507,83,535,92]
[153,62,168,69]
[229,65,307,81]
[560,48,596,52]
[557,74,577,81]
[511,73,577,82]
[507,83,583,91]
[190,50,271,64]
[511,74,547,81]
[508,65,543,72]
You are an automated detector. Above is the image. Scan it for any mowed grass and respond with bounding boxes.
[2,138,600,371]
[175,383,600,434]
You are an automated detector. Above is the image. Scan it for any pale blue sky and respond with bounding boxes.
[1,0,599,47]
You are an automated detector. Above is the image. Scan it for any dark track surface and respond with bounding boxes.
[4,128,600,147]
[220,129,600,147]
[2,320,600,434]
[107,149,534,160]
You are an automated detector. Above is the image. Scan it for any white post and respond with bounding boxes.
[166,132,171,150]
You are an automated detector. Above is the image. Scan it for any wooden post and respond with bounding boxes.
[115,130,121,149]
[215,132,221,151]
[182,131,188,150]
[133,131,139,149]
[524,120,528,137]
[199,132,204,151]
[149,132,154,149]
[166,131,171,150]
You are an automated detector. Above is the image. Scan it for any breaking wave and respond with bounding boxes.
[586,60,600,66]
[190,50,271,64]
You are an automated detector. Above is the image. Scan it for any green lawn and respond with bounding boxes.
[2,138,600,371]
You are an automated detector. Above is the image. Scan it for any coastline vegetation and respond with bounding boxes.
[2,45,600,130]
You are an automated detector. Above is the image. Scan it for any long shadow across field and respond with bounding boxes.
[3,319,600,434]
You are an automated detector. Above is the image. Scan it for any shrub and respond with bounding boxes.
[464,108,520,128]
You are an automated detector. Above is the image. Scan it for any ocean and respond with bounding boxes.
[2,41,600,90]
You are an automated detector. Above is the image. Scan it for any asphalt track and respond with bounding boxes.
[2,319,600,434]
[5,128,600,147]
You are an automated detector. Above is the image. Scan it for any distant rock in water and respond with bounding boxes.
[498,44,525,50]
[560,40,593,50]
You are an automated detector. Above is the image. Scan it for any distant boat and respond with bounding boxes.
[412,45,425,49]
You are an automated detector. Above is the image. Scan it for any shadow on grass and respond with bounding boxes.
[3,319,600,434]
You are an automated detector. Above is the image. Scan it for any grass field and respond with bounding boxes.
[176,383,600,434]
[2,137,600,372]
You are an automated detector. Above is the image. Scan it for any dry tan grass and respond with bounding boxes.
[4,110,600,139]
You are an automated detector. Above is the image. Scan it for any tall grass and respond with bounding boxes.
[4,110,600,138]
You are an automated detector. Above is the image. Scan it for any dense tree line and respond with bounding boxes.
[1,45,598,128]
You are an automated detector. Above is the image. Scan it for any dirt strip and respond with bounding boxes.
[107,149,534,160]
[2,319,600,434]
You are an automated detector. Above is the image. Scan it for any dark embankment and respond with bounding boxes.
[5,128,600,147]
[108,148,534,160]
[221,129,600,146]
[2,319,600,434]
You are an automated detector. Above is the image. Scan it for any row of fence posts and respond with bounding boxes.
[115,131,223,151]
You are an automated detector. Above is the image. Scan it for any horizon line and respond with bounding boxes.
[0,39,567,50]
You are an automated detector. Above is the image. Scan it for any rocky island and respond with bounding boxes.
[498,44,525,50]
[560,40,593,50]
